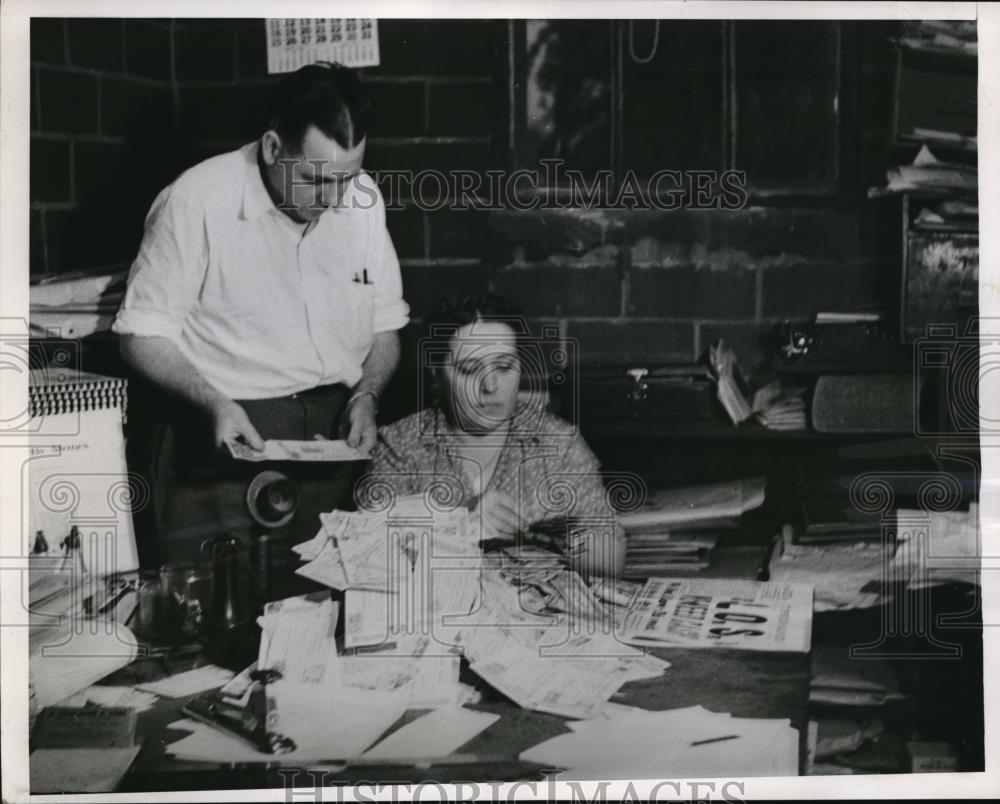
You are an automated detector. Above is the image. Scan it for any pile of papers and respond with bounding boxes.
[618,478,766,579]
[751,381,807,431]
[892,505,979,589]
[810,644,905,708]
[768,532,891,612]
[168,595,414,762]
[521,704,799,779]
[31,622,140,710]
[459,567,669,719]
[809,716,885,766]
[624,532,718,576]
[913,198,978,232]
[619,477,766,532]
[873,144,978,197]
[290,501,672,720]
[899,19,977,57]
[295,499,482,650]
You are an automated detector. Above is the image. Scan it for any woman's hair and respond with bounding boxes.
[421,295,531,406]
[423,294,528,365]
[267,62,369,152]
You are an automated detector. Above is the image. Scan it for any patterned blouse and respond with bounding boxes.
[364,404,614,528]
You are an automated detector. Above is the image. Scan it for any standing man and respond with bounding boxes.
[114,63,408,592]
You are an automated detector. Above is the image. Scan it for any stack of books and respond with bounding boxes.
[623,531,718,576]
[618,478,766,580]
[798,495,882,544]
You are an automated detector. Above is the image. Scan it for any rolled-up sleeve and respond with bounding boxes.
[356,175,409,334]
[112,185,208,341]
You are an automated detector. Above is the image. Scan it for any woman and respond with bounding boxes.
[365,294,625,579]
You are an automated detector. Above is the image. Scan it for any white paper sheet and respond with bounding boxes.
[57,685,158,713]
[362,707,500,760]
[257,597,340,685]
[227,438,370,462]
[340,635,467,708]
[31,623,138,708]
[296,539,352,590]
[136,665,234,699]
[522,705,798,779]
[166,687,409,762]
[468,637,627,720]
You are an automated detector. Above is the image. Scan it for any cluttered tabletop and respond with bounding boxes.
[27,455,984,793]
[28,477,826,793]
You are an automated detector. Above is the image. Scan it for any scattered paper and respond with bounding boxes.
[30,746,141,793]
[466,635,627,720]
[296,538,351,590]
[257,596,340,685]
[227,438,370,462]
[363,707,500,760]
[894,505,979,588]
[57,685,158,714]
[341,635,469,708]
[521,705,798,779]
[769,538,888,612]
[136,665,234,699]
[31,624,139,709]
[218,662,257,702]
[166,687,409,762]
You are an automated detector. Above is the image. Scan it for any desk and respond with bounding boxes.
[114,646,810,791]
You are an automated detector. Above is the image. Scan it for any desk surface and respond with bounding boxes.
[116,646,810,791]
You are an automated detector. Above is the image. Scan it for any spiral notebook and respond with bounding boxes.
[28,369,138,577]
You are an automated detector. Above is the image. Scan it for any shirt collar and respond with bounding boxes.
[239,142,275,221]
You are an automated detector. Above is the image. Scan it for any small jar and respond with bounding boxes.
[160,561,213,640]
[132,571,162,642]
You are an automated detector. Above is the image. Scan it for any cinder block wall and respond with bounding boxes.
[30,18,901,385]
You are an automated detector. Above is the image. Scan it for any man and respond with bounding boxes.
[114,63,408,592]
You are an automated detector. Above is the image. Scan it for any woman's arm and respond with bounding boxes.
[544,429,627,580]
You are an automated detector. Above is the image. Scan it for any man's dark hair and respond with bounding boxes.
[267,62,369,151]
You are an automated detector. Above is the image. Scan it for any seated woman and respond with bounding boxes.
[365,294,625,579]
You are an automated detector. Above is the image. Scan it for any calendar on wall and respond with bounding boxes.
[266,18,380,73]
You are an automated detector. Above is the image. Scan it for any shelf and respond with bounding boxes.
[580,417,909,441]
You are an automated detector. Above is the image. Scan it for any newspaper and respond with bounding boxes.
[621,577,813,653]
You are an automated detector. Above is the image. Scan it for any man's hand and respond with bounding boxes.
[210,398,264,451]
[341,395,378,453]
[119,336,264,453]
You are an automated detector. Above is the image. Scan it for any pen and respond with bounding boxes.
[690,734,739,747]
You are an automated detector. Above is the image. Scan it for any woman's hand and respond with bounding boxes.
[478,490,524,539]
[568,523,627,580]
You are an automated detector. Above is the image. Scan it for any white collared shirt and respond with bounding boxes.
[112,143,409,399]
